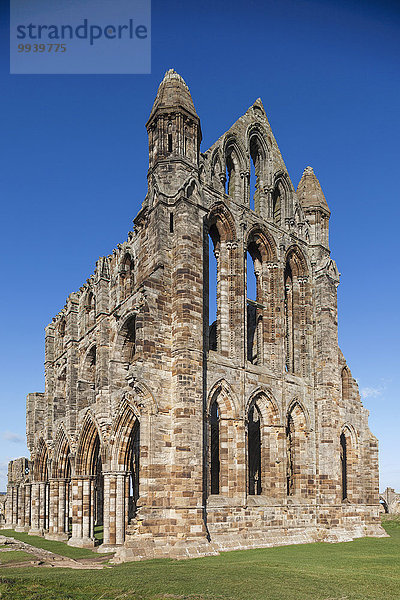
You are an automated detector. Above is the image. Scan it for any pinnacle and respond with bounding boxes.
[297,166,330,212]
[148,68,198,123]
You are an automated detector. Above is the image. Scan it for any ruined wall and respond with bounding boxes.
[6,70,384,560]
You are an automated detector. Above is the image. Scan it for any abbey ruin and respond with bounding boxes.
[4,70,385,560]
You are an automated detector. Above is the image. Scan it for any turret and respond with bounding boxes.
[297,166,330,251]
[146,69,202,194]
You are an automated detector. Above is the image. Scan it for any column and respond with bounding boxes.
[115,473,126,545]
[29,482,40,534]
[69,477,83,544]
[102,473,111,546]
[16,485,25,530]
[82,478,91,540]
[13,486,19,527]
[47,480,59,535]
[38,482,46,532]
[68,477,94,547]
[109,474,117,545]
[58,480,66,534]
[24,484,31,529]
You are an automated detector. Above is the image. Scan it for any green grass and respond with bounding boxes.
[94,524,104,544]
[0,550,33,565]
[0,530,98,560]
[0,522,398,600]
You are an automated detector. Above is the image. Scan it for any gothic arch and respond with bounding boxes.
[273,171,293,221]
[119,251,135,299]
[245,227,278,365]
[284,246,311,376]
[207,379,240,497]
[286,400,312,497]
[341,366,351,402]
[246,123,269,160]
[210,148,224,191]
[52,426,72,479]
[223,135,246,200]
[110,399,140,471]
[75,412,104,477]
[78,344,97,410]
[341,423,359,451]
[246,226,277,263]
[248,126,268,212]
[340,424,359,502]
[34,438,49,482]
[285,245,309,277]
[223,135,247,171]
[207,202,237,243]
[247,389,283,498]
[85,288,96,329]
[116,313,137,363]
[119,382,158,417]
[286,399,311,431]
[207,379,239,419]
[246,388,281,426]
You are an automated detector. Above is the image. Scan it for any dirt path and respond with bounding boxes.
[0,535,111,569]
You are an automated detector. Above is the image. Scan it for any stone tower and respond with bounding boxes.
[4,70,385,560]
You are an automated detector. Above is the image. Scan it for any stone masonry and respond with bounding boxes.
[4,70,386,560]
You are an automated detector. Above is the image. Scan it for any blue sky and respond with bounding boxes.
[0,0,399,492]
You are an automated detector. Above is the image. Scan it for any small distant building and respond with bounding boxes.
[380,488,400,514]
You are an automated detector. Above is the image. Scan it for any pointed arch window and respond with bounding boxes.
[184,126,188,156]
[208,224,220,352]
[210,400,220,494]
[286,403,309,497]
[121,253,134,300]
[127,421,140,521]
[86,346,96,384]
[272,185,282,225]
[121,315,136,363]
[340,432,347,500]
[248,403,262,495]
[249,136,263,213]
[286,413,295,495]
[284,262,294,372]
[86,292,96,329]
[226,152,235,197]
[341,367,351,403]
[247,242,263,365]
[58,317,66,342]
[167,122,172,153]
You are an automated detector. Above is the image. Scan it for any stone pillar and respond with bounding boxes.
[58,481,66,534]
[12,486,18,526]
[38,482,46,532]
[24,484,31,529]
[115,473,126,545]
[69,477,82,543]
[68,477,94,547]
[29,482,40,535]
[65,480,71,534]
[82,477,91,540]
[16,485,25,531]
[47,480,58,535]
[102,473,111,546]
[46,480,68,540]
[109,474,117,545]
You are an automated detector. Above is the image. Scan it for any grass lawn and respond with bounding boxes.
[0,550,34,565]
[0,520,398,600]
[0,530,98,559]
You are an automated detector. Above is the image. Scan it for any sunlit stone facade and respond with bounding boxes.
[4,70,385,561]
